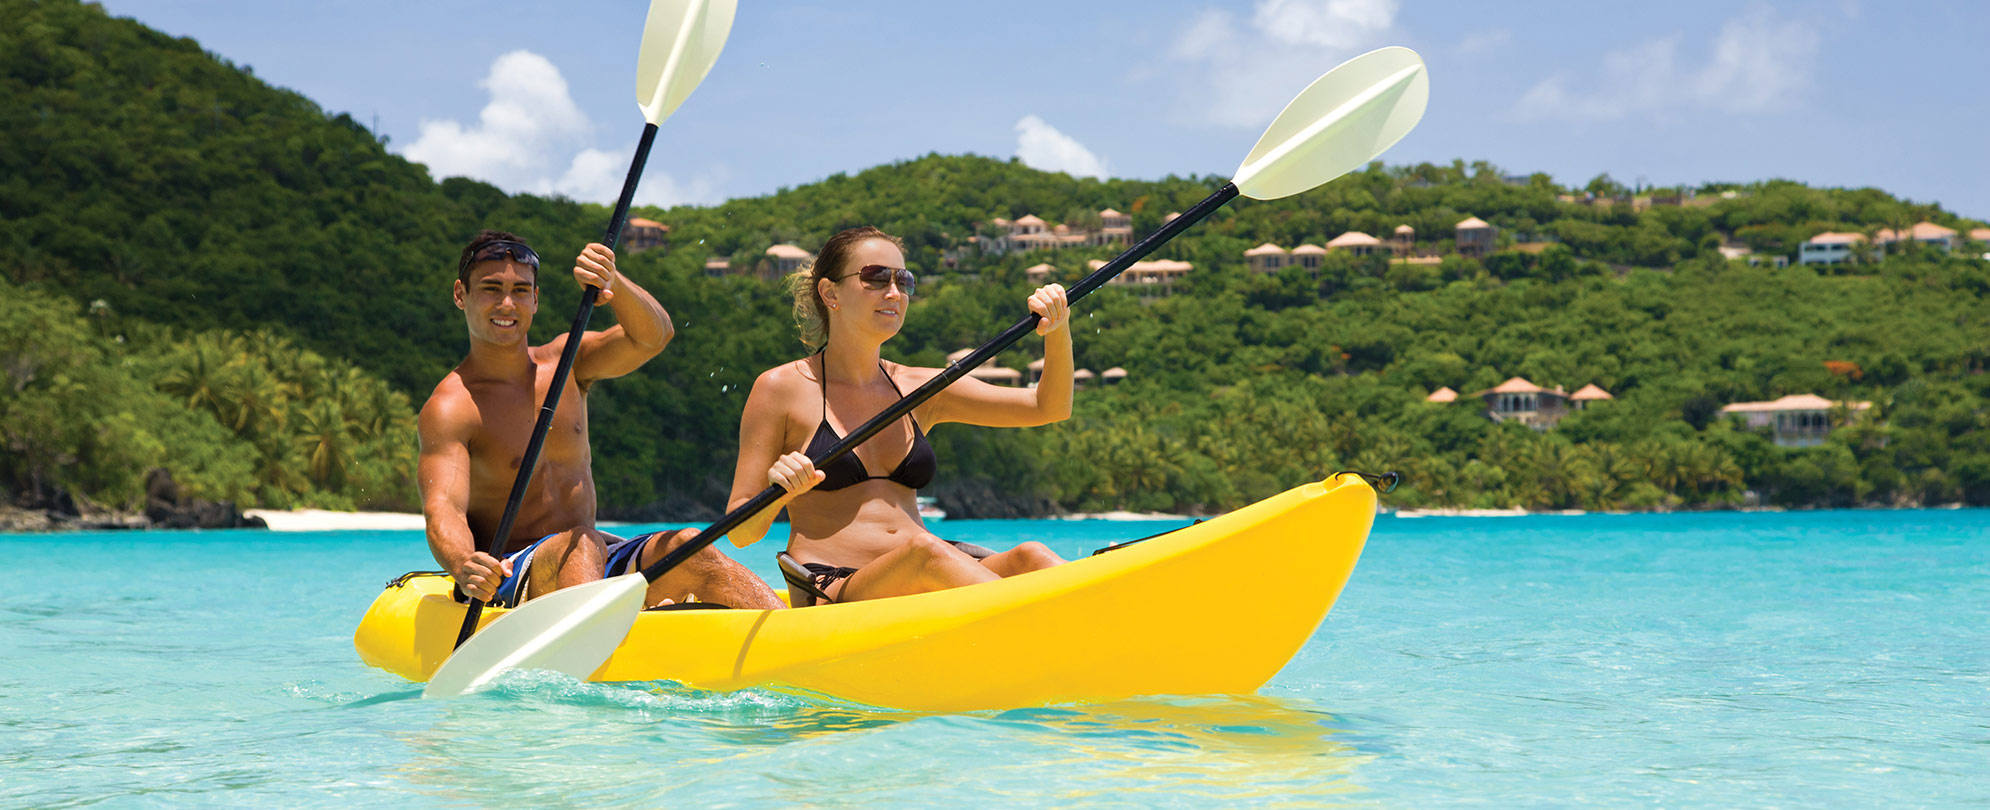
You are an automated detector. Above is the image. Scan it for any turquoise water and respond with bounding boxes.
[4,510,1986,808]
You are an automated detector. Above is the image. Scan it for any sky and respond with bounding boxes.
[102,0,1990,220]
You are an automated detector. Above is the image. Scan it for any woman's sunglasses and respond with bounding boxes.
[461,240,541,275]
[836,264,916,297]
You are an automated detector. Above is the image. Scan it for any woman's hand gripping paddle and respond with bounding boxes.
[424,46,1428,699]
[425,0,739,700]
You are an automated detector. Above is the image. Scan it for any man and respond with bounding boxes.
[419,229,783,610]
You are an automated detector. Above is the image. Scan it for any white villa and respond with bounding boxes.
[1721,394,1872,447]
[1089,258,1192,297]
[1875,221,1958,252]
[1799,232,1864,265]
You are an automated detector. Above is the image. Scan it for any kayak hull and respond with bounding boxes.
[354,475,1375,712]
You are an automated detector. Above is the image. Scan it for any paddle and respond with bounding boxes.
[443,0,740,654]
[422,45,1430,699]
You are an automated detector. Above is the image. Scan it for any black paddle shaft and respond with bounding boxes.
[452,122,661,648]
[635,181,1243,584]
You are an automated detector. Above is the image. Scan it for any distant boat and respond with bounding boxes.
[917,496,947,522]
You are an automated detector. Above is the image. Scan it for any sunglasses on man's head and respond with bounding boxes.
[836,264,916,296]
[461,240,541,275]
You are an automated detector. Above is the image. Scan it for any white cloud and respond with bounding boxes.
[1457,29,1510,56]
[1514,8,1819,122]
[1014,115,1109,179]
[401,50,715,206]
[1167,0,1401,128]
[1252,0,1397,49]
[539,147,717,208]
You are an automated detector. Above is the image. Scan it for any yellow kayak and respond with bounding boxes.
[353,474,1375,712]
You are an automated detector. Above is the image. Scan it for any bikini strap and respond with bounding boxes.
[877,362,919,429]
[816,352,830,423]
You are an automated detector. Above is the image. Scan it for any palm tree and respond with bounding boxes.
[226,360,288,439]
[158,334,241,424]
[295,398,354,490]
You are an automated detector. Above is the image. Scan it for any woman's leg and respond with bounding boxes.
[977,540,1064,578]
[833,533,998,602]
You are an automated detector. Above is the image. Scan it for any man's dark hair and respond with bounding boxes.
[457,229,536,286]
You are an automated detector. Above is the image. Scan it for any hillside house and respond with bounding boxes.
[1244,243,1288,273]
[1874,221,1958,253]
[1326,231,1383,257]
[1799,232,1866,265]
[1392,224,1415,257]
[1092,258,1191,297]
[624,218,668,253]
[1473,376,1570,429]
[1721,394,1872,447]
[764,244,813,280]
[1570,383,1613,410]
[1456,217,1495,258]
[1096,209,1132,246]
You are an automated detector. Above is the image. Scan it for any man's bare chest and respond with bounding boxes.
[464,374,590,481]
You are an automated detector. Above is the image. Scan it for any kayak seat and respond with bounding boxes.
[776,552,838,608]
[776,541,999,608]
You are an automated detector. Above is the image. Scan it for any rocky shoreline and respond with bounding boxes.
[0,469,265,533]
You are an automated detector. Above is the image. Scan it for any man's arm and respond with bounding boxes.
[418,392,508,601]
[567,242,673,384]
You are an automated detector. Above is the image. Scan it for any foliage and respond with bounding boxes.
[7,1,1990,516]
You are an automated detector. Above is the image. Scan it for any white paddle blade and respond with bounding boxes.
[635,0,739,124]
[422,574,649,699]
[1232,46,1429,201]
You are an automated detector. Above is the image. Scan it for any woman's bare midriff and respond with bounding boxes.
[785,479,926,569]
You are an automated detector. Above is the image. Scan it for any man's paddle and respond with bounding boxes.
[443,0,740,654]
[422,45,1429,699]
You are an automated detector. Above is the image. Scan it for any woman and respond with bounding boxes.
[727,226,1069,605]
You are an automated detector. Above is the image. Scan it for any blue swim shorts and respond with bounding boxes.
[604,530,679,578]
[460,530,678,606]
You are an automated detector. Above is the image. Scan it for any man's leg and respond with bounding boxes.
[633,529,785,610]
[519,528,609,603]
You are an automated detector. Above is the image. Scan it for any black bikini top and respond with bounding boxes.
[804,358,938,492]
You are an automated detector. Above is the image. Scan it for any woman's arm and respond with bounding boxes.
[724,366,823,547]
[927,284,1074,428]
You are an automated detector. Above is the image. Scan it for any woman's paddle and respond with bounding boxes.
[422,45,1429,699]
[445,0,740,652]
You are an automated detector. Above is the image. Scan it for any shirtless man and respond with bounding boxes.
[419,229,782,610]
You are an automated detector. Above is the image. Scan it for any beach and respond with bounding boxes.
[245,509,426,532]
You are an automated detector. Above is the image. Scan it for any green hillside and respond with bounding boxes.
[5,0,1989,519]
